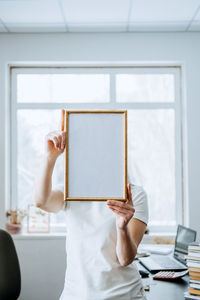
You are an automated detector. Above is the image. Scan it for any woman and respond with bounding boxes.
[33,110,148,300]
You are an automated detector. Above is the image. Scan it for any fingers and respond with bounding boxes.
[107,200,135,220]
[108,204,134,215]
[52,136,59,149]
[60,109,65,131]
[108,207,127,218]
[107,205,134,220]
[107,200,134,212]
[57,135,62,149]
[61,131,66,150]
[46,131,66,150]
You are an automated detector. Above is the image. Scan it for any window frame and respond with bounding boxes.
[9,64,184,233]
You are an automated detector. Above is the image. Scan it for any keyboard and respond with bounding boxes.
[139,255,187,272]
[154,256,183,268]
[153,270,189,280]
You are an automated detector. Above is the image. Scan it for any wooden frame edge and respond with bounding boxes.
[66,110,127,114]
[65,198,126,202]
[64,111,69,201]
[64,110,127,202]
[124,110,128,200]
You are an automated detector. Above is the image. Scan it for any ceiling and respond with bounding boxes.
[0,0,200,33]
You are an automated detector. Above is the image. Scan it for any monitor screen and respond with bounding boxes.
[174,225,196,263]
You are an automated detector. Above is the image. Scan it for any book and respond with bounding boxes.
[189,288,200,296]
[190,273,200,280]
[190,284,200,290]
[190,280,200,284]
[186,255,200,261]
[187,261,200,268]
[184,291,200,299]
[189,267,200,273]
[188,252,200,258]
[185,243,200,299]
[189,243,200,252]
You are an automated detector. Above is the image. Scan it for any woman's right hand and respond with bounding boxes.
[45,110,66,159]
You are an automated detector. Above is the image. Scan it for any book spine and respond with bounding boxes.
[189,288,200,296]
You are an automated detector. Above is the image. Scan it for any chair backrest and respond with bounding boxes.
[0,229,21,300]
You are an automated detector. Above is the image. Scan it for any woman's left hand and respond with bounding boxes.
[107,184,135,230]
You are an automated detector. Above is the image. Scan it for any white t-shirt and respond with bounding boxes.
[57,184,148,300]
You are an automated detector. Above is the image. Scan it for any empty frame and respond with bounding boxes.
[64,110,127,201]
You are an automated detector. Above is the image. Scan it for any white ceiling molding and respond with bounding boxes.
[0,23,7,32]
[6,23,66,33]
[128,21,189,32]
[68,22,127,33]
[0,16,8,32]
[188,20,200,31]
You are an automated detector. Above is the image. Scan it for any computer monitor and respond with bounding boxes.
[174,224,196,264]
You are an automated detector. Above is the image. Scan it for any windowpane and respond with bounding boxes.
[13,67,180,230]
[17,109,65,225]
[116,74,174,102]
[17,74,110,103]
[128,109,176,226]
[18,109,176,226]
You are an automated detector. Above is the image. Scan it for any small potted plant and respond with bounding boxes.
[6,209,27,234]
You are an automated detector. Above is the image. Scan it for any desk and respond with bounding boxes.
[136,261,189,300]
[142,274,189,300]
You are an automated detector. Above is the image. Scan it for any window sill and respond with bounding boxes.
[11,231,176,243]
[12,232,66,240]
[142,232,176,244]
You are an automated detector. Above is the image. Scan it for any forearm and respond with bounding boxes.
[116,226,137,267]
[33,154,57,208]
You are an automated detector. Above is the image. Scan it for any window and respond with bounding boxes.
[10,66,182,232]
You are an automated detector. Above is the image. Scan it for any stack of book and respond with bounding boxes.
[184,242,200,300]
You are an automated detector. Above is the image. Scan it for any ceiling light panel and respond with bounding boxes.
[0,0,64,23]
[129,0,200,22]
[61,0,130,24]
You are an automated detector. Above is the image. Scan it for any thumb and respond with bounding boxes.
[126,183,133,206]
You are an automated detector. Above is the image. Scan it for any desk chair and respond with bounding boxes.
[0,229,21,300]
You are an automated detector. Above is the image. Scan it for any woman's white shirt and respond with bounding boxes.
[57,184,148,300]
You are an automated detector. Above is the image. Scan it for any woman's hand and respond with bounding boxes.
[45,109,66,159]
[107,184,135,230]
[45,130,66,158]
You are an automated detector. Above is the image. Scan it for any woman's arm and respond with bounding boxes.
[33,110,66,213]
[33,152,64,213]
[115,218,146,266]
[107,184,147,266]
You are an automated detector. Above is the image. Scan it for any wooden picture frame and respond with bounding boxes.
[64,110,127,202]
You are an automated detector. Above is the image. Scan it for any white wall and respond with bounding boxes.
[13,236,66,300]
[0,32,200,299]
